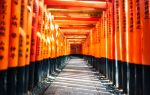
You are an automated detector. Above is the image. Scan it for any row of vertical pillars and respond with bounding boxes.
[82,0,150,95]
[0,56,68,95]
[84,55,150,95]
[0,0,68,95]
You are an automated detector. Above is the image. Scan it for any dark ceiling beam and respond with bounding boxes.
[54,17,100,21]
[48,8,103,13]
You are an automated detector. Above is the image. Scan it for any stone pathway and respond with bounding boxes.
[44,58,113,95]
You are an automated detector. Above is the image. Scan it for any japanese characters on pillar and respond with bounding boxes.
[142,0,150,65]
[51,31,54,58]
[18,0,28,67]
[59,30,62,56]
[106,3,113,60]
[100,12,103,58]
[0,0,11,70]
[49,13,53,58]
[114,0,121,62]
[9,0,21,68]
[45,9,50,59]
[94,25,99,58]
[30,0,39,62]
[100,12,106,59]
[104,11,108,60]
[119,0,126,63]
[57,27,62,57]
[96,21,101,58]
[42,5,47,60]
[111,0,115,62]
[132,0,142,64]
[89,30,93,56]
[45,7,49,60]
[93,28,96,57]
[142,1,150,95]
[49,19,53,58]
[110,2,115,61]
[92,28,96,57]
[49,14,55,58]
[127,0,134,63]
[53,25,57,58]
[47,15,51,59]
[55,27,59,57]
[40,3,44,61]
[103,11,108,60]
[35,0,43,62]
[47,12,51,59]
[26,0,33,65]
[51,27,56,58]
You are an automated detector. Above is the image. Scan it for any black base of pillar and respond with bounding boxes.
[24,65,29,93]
[135,64,143,95]
[143,65,150,95]
[122,62,127,94]
[7,67,17,95]
[34,61,41,86]
[17,66,25,95]
[129,63,135,95]
[0,70,7,95]
[112,60,116,86]
[107,59,112,81]
[49,59,52,75]
[101,58,106,76]
[118,61,123,89]
[28,62,35,91]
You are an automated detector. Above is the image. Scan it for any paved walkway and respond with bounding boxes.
[44,58,113,95]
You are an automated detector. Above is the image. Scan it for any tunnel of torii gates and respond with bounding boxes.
[0,0,150,95]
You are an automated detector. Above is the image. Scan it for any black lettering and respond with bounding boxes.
[30,50,34,55]
[0,55,4,60]
[11,33,17,38]
[26,54,28,58]
[14,0,18,5]
[0,46,4,51]
[26,42,29,45]
[10,53,15,58]
[11,21,18,27]
[10,47,16,51]
[0,41,4,45]
[26,48,29,52]
[0,26,6,31]
[12,16,18,20]
[26,35,29,39]
[0,31,5,36]
[19,49,22,57]
[0,20,5,26]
